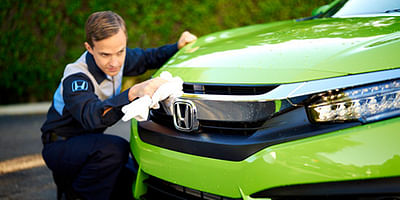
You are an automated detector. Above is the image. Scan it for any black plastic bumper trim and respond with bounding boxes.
[138,108,359,161]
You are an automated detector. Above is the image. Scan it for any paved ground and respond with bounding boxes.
[0,114,131,200]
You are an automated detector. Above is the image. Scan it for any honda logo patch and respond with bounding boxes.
[72,80,88,92]
[173,100,198,132]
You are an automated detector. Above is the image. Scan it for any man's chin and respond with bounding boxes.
[106,70,120,77]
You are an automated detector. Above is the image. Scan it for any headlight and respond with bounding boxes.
[308,79,400,123]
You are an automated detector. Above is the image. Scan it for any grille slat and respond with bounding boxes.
[142,176,241,200]
[183,83,277,95]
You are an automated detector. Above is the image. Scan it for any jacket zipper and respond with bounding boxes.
[112,76,115,97]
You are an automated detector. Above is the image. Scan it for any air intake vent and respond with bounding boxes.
[142,176,241,200]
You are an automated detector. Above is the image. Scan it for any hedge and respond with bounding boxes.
[0,0,331,104]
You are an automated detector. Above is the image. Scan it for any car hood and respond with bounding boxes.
[157,17,400,84]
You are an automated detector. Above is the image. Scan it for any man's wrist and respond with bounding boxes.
[128,87,138,101]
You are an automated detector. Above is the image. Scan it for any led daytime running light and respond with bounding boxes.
[308,79,400,123]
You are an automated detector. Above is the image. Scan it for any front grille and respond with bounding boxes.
[150,110,262,136]
[150,84,281,135]
[141,176,241,200]
[183,83,277,95]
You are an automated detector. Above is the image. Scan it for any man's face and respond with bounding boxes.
[85,29,127,77]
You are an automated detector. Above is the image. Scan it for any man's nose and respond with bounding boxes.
[110,56,119,67]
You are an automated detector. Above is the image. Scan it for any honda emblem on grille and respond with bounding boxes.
[173,100,199,132]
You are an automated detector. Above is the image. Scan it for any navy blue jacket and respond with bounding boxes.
[41,43,178,137]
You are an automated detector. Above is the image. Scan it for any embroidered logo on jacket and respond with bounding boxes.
[72,80,88,92]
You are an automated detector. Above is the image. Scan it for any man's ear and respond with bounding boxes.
[84,42,94,54]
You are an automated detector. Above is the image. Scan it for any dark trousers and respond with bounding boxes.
[42,133,132,200]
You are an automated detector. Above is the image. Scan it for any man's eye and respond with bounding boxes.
[101,54,109,57]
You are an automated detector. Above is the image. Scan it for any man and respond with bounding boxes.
[41,11,197,200]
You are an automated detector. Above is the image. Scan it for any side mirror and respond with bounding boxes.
[311,0,343,17]
[311,5,331,16]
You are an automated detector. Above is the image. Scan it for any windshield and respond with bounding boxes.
[330,0,400,18]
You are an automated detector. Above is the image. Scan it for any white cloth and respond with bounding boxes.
[121,71,183,122]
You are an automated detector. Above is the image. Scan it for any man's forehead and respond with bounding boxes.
[92,30,127,53]
[95,46,125,54]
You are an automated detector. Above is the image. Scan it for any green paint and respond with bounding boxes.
[155,17,400,84]
[132,166,148,199]
[131,117,400,198]
[274,100,282,113]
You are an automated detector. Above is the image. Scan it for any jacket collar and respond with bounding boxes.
[86,52,107,84]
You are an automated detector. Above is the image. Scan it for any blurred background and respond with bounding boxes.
[1,1,332,199]
[0,0,331,105]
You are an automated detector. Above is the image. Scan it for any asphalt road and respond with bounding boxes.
[0,114,131,200]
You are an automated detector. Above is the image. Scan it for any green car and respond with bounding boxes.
[130,0,400,199]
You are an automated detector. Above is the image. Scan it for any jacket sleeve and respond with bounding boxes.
[123,43,178,76]
[62,73,130,131]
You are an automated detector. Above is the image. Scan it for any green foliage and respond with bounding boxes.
[0,0,331,104]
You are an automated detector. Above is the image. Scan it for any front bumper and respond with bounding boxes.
[130,116,400,199]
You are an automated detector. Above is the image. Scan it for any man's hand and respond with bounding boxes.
[178,31,197,49]
[128,77,169,101]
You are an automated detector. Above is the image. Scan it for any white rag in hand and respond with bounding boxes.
[121,71,183,122]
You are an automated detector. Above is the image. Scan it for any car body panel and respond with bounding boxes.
[131,117,400,198]
[156,17,400,84]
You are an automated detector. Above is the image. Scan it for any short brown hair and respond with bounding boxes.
[85,11,127,47]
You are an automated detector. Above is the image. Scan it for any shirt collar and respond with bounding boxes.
[86,52,108,84]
